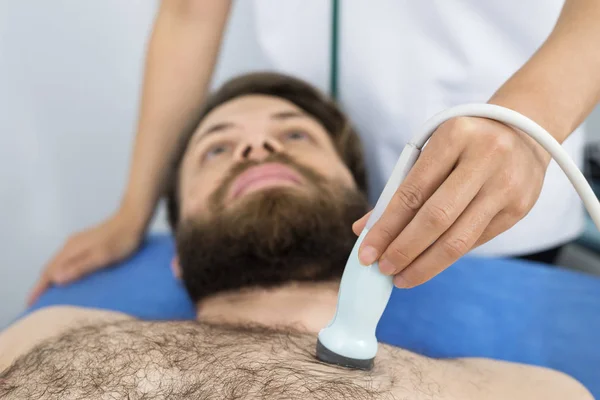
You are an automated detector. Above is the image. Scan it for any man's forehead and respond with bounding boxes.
[198,95,303,129]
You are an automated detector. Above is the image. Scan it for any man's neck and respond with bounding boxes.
[196,280,340,333]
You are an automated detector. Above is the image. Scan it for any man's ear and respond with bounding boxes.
[171,256,182,280]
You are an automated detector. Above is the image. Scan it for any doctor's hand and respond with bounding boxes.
[352,117,552,288]
[27,209,145,306]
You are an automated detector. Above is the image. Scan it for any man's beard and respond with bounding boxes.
[175,154,370,303]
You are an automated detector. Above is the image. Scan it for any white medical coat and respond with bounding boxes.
[250,0,584,256]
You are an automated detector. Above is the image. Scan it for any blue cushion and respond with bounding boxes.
[29,234,600,397]
[378,256,600,395]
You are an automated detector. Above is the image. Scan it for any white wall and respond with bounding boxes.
[1,1,600,327]
[0,0,268,327]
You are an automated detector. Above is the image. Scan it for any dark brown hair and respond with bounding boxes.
[164,71,367,230]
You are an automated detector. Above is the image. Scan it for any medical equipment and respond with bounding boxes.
[316,103,600,370]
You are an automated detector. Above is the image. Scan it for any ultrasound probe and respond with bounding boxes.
[316,104,600,370]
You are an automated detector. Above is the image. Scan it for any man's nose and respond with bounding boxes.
[234,138,284,161]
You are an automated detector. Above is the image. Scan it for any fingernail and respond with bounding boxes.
[394,274,409,288]
[379,258,396,275]
[359,246,378,265]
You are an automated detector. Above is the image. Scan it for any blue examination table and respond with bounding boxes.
[28,234,600,396]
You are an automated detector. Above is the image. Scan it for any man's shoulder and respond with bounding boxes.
[10,305,130,323]
[3,305,133,335]
[460,357,593,400]
[0,306,132,371]
[525,366,594,400]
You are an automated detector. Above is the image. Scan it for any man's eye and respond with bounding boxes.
[204,143,231,161]
[282,130,310,142]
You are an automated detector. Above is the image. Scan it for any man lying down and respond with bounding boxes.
[0,73,592,399]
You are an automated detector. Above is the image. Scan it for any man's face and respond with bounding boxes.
[175,95,369,302]
[178,95,357,219]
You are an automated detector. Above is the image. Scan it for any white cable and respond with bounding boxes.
[367,103,600,231]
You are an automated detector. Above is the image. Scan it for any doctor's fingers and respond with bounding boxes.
[391,191,502,288]
[375,155,495,276]
[27,248,108,306]
[352,210,372,236]
[26,251,92,306]
[472,210,521,250]
[26,274,51,306]
[387,163,540,287]
[26,244,83,305]
[358,120,469,266]
[44,235,97,282]
[51,251,104,284]
[26,245,76,305]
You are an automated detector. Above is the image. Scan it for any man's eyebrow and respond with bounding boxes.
[195,122,236,144]
[271,111,308,120]
[193,111,307,144]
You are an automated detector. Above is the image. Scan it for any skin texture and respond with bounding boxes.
[28,0,600,300]
[0,307,592,399]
